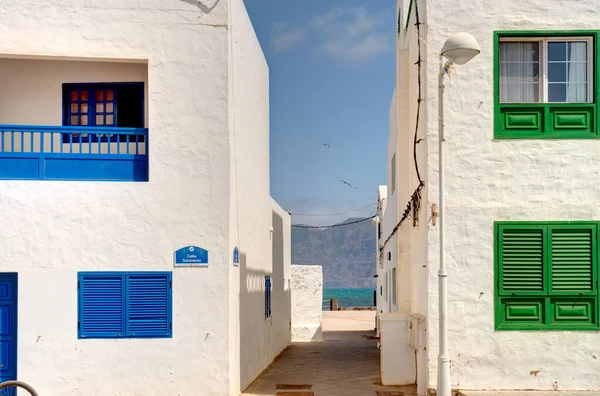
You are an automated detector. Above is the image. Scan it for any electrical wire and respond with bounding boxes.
[289,202,377,217]
[292,215,376,229]
[413,0,425,186]
[379,187,422,251]
[344,206,378,240]
[378,0,425,256]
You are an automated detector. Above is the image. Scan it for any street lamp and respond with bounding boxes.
[437,32,480,396]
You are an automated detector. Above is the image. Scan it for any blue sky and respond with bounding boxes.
[244,0,396,225]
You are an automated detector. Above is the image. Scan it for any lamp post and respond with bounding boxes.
[437,32,481,396]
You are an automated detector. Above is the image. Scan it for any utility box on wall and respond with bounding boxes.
[380,313,415,385]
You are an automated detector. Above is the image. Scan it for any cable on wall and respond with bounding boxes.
[378,0,426,261]
[412,0,425,188]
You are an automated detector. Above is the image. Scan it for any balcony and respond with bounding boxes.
[0,125,148,181]
[0,55,149,181]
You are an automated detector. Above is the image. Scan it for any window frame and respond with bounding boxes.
[494,30,600,139]
[62,82,145,143]
[265,275,272,320]
[77,271,172,339]
[494,221,599,331]
[499,36,594,104]
[391,153,396,194]
[384,271,388,303]
[392,267,397,306]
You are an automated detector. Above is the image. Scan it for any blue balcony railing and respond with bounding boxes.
[0,125,148,181]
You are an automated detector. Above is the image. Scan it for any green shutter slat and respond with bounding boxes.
[501,228,544,292]
[551,227,594,292]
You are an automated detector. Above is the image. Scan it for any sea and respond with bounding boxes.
[322,287,375,311]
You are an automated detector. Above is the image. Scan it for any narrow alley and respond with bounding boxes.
[242,311,416,396]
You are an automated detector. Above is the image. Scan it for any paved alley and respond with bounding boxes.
[241,311,416,396]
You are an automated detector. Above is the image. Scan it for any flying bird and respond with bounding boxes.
[340,180,358,190]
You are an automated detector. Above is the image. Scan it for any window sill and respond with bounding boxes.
[494,133,600,140]
[495,325,598,331]
[78,334,173,339]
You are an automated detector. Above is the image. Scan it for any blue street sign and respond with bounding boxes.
[175,246,208,266]
[233,247,239,266]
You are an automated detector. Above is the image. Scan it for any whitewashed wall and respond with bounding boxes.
[421,0,600,391]
[381,91,399,316]
[0,59,149,126]
[390,0,430,321]
[291,265,323,342]
[376,185,388,333]
[0,0,232,395]
[381,3,431,391]
[228,0,291,392]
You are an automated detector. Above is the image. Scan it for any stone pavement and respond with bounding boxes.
[241,311,416,396]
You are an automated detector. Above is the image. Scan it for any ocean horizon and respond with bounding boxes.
[322,287,375,311]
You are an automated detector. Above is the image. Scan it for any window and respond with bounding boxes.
[392,267,397,306]
[494,31,598,138]
[265,276,272,319]
[78,272,172,338]
[500,38,591,103]
[63,83,145,142]
[391,154,396,194]
[495,222,598,330]
[384,271,388,302]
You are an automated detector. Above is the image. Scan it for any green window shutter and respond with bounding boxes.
[496,221,600,330]
[498,225,546,294]
[549,225,596,293]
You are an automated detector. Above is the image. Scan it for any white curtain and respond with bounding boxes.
[500,42,539,103]
[567,42,588,102]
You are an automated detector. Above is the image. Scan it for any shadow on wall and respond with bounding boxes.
[179,0,222,13]
[271,210,289,326]
[238,210,291,390]
[311,326,323,342]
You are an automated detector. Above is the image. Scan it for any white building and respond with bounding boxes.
[381,0,600,393]
[375,185,391,334]
[0,1,291,395]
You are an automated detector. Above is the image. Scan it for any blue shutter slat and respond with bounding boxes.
[126,273,171,337]
[265,276,272,318]
[79,274,125,337]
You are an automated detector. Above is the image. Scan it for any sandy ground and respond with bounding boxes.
[322,310,377,331]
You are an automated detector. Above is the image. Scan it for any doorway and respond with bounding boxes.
[0,274,17,385]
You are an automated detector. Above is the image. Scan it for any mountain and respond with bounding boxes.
[291,217,377,288]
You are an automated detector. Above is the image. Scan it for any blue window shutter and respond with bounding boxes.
[265,276,272,318]
[78,273,125,338]
[126,273,172,337]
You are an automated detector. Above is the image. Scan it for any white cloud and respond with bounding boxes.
[271,23,307,52]
[311,5,393,62]
[322,33,391,61]
[271,5,392,61]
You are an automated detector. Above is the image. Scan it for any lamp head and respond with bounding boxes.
[441,32,481,65]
